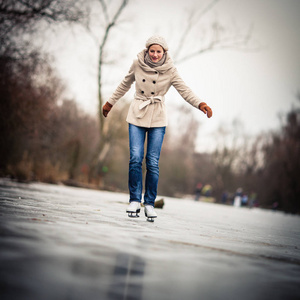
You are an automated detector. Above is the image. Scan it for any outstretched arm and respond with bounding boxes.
[102,61,136,117]
[171,68,212,118]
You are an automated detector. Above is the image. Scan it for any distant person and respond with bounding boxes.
[202,184,212,197]
[249,192,258,208]
[102,35,213,221]
[233,188,243,207]
[241,194,248,207]
[272,201,279,211]
[195,182,203,201]
[221,191,229,204]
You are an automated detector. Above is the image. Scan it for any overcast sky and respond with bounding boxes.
[44,0,300,152]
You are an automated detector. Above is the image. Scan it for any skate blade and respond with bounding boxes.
[127,212,140,218]
[146,217,155,222]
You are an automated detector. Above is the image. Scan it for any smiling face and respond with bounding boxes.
[148,44,165,63]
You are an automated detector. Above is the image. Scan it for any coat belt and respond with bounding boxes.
[134,94,165,119]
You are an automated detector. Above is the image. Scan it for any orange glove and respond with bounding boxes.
[102,102,113,117]
[199,102,212,118]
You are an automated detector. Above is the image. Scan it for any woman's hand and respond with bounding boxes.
[199,102,212,118]
[102,102,113,117]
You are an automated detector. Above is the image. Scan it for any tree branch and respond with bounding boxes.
[97,0,129,135]
[173,1,260,65]
[99,0,109,24]
[173,0,220,61]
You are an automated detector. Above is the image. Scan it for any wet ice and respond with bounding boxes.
[0,179,299,300]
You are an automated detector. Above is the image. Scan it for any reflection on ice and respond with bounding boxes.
[108,253,145,300]
[0,179,300,300]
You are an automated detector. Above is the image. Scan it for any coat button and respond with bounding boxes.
[153,81,156,84]
[151,92,154,95]
[142,79,145,82]
[141,91,144,94]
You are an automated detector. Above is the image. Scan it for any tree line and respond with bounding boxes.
[0,0,299,214]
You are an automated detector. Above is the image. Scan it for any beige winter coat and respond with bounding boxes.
[108,49,202,128]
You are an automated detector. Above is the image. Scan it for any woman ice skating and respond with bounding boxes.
[102,35,212,222]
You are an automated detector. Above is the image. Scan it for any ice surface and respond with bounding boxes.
[0,179,299,300]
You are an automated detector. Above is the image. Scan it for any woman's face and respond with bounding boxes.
[148,44,164,63]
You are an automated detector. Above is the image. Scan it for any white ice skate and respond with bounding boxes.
[144,205,157,222]
[126,201,141,218]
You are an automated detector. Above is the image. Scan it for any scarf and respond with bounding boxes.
[144,51,167,68]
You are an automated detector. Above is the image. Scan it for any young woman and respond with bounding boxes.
[102,35,212,222]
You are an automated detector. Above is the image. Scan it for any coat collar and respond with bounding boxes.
[137,49,174,74]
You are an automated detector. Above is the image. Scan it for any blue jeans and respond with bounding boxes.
[128,124,166,206]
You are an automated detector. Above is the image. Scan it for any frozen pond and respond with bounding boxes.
[0,179,300,300]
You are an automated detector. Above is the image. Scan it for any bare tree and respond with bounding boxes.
[0,0,93,180]
[259,96,300,213]
[97,0,129,135]
[0,0,89,55]
[0,0,130,186]
[172,0,259,64]
[82,0,129,185]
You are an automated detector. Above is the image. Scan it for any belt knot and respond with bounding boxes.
[134,94,165,118]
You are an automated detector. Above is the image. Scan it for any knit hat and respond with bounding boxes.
[145,35,169,51]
